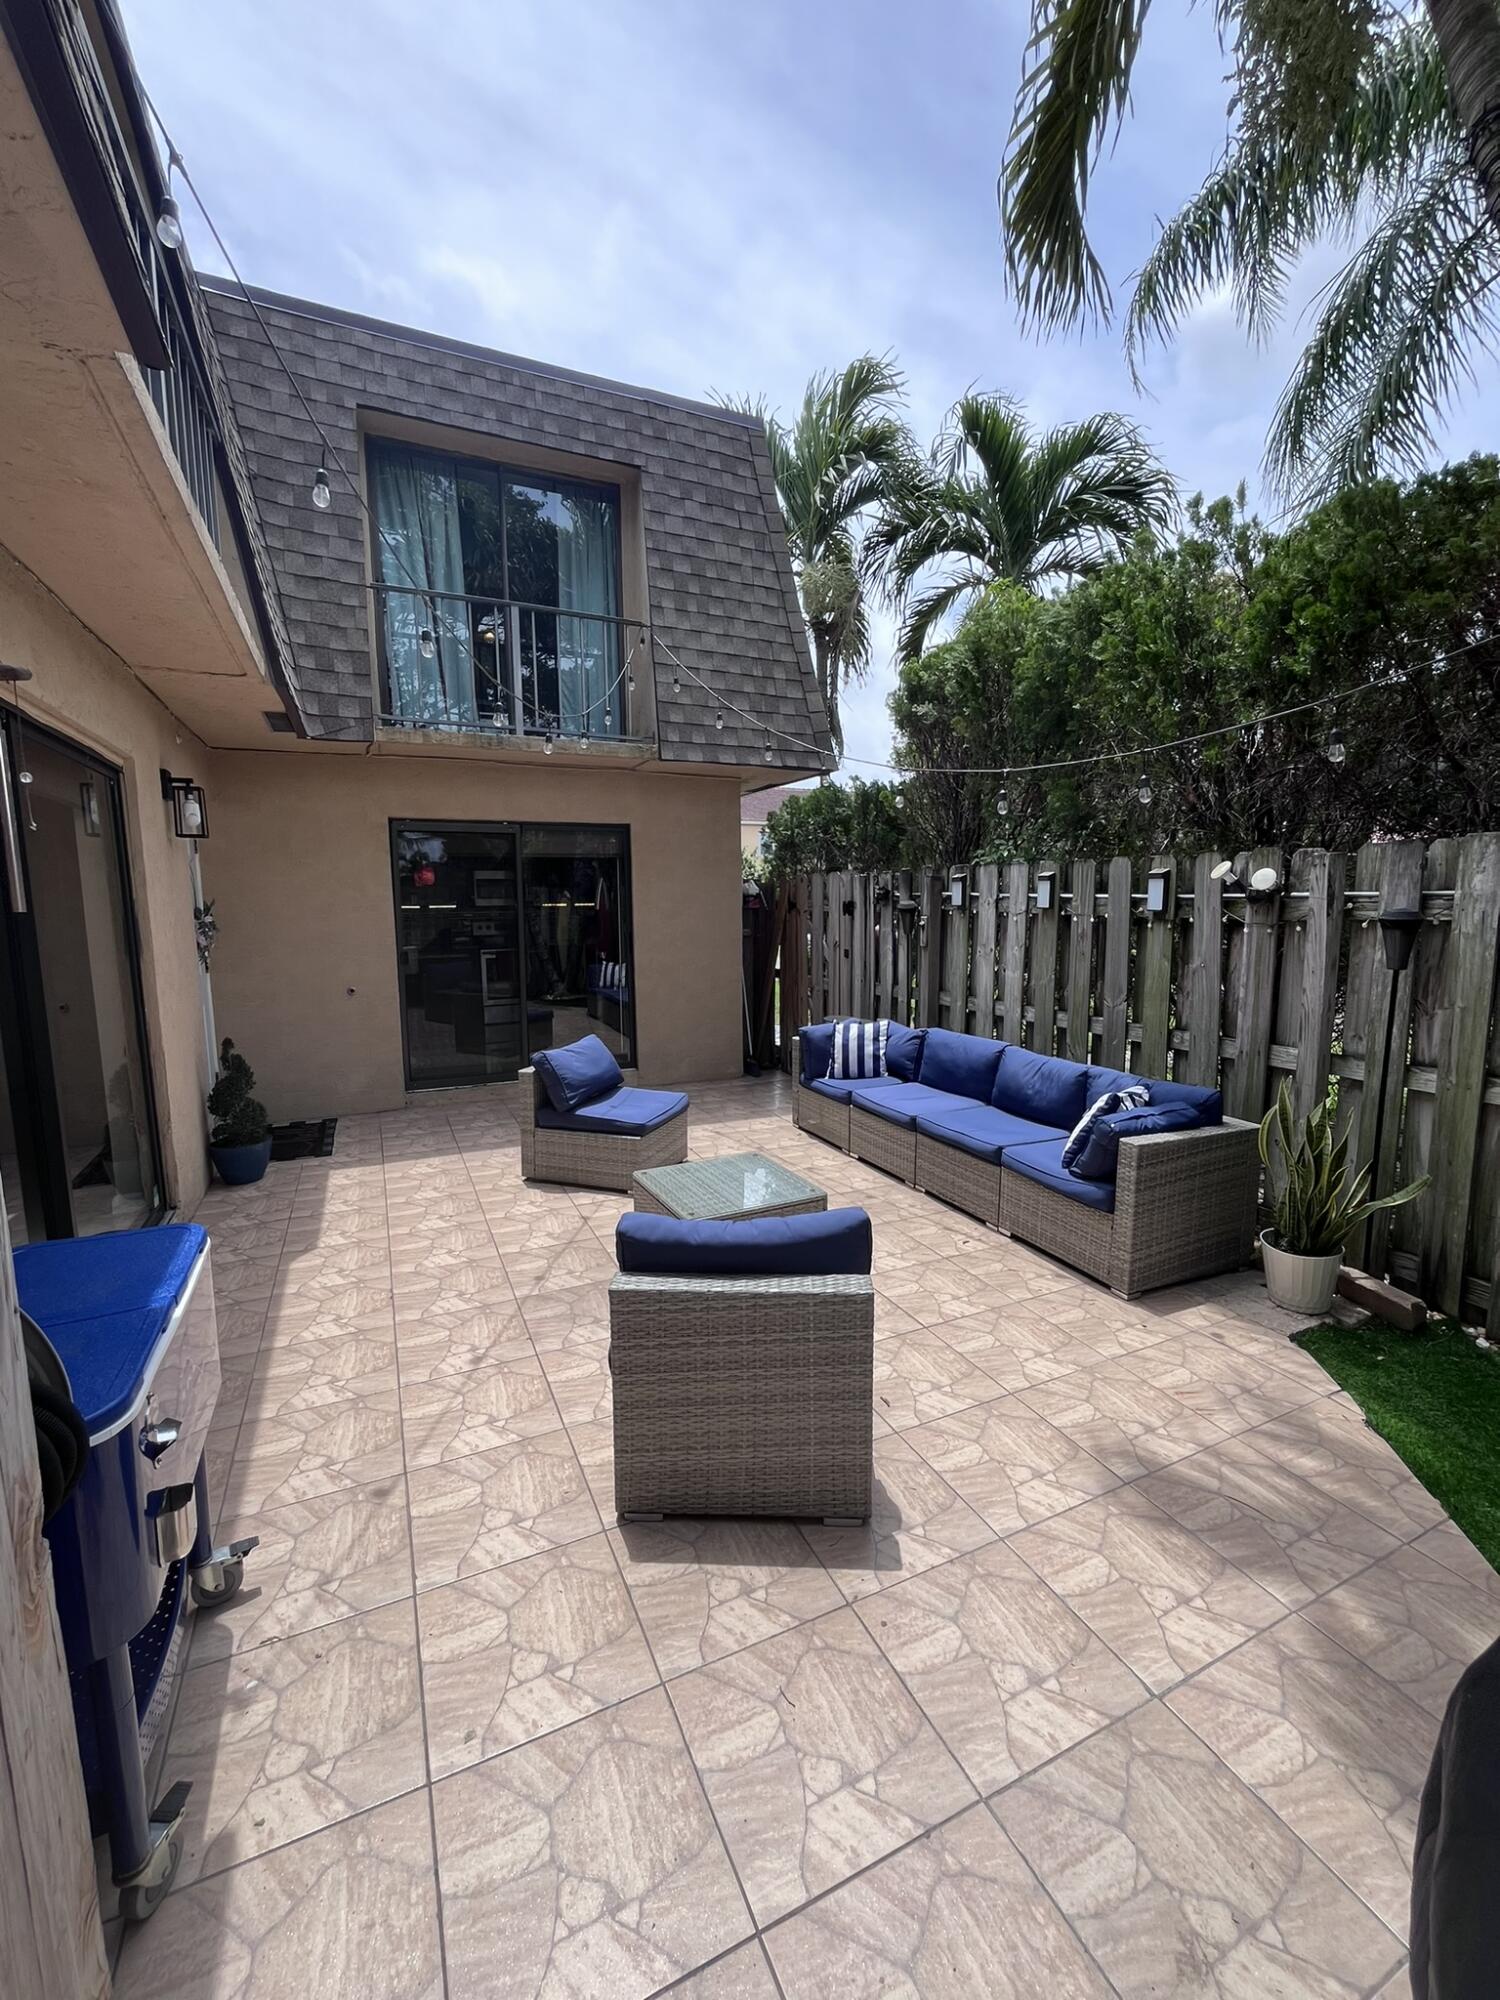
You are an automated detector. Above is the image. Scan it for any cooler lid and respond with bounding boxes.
[14,1224,206,1325]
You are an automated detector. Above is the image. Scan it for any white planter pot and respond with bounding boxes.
[1260,1231,1343,1316]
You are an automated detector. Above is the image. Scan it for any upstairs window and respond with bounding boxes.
[368,438,623,736]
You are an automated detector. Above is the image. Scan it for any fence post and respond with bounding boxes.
[969,862,999,1038]
[1136,852,1175,1079]
[1429,832,1500,1315]
[1032,856,1061,1058]
[1000,859,1030,1044]
[1099,857,1133,1069]
[1063,859,1097,1063]
[1290,849,1344,1120]
[917,868,943,1025]
[1222,845,1282,1120]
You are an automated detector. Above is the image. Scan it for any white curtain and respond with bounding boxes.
[556,491,620,735]
[372,447,477,725]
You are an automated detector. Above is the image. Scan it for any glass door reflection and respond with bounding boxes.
[393,824,525,1087]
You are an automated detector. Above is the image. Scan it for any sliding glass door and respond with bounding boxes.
[0,716,163,1240]
[392,820,633,1089]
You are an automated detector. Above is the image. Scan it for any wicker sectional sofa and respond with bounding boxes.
[520,1037,688,1192]
[793,1024,1258,1297]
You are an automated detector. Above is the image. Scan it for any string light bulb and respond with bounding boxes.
[764,737,773,762]
[626,673,636,697]
[671,672,681,695]
[311,466,332,511]
[996,787,1009,818]
[543,734,553,755]
[715,709,724,731]
[1326,725,1346,767]
[1136,770,1153,806]
[418,627,436,661]
[155,193,185,251]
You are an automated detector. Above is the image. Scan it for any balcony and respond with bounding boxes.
[375,584,648,743]
[144,273,221,548]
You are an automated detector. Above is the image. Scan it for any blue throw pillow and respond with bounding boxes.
[799,1021,837,1083]
[885,1023,926,1081]
[1061,1084,1150,1170]
[1072,1100,1200,1180]
[533,1034,624,1113]
[917,1028,1006,1100]
[615,1207,873,1277]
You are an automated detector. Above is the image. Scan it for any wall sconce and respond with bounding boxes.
[79,780,101,838]
[1210,858,1280,900]
[1035,869,1055,911]
[1146,867,1171,916]
[948,867,968,909]
[160,769,209,839]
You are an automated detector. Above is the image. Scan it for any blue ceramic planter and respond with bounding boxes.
[209,1137,272,1186]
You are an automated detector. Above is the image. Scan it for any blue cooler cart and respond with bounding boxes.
[14,1223,255,1920]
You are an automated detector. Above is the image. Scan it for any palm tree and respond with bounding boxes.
[728,356,910,755]
[1001,4,1500,503]
[869,394,1175,660]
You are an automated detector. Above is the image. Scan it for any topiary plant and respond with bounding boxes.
[207,1038,270,1148]
[1258,1079,1429,1257]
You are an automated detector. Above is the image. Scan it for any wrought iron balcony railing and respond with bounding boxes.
[374,585,644,741]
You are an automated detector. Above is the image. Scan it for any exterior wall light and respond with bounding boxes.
[160,769,209,838]
[1146,867,1170,915]
[1035,869,1055,911]
[948,868,968,909]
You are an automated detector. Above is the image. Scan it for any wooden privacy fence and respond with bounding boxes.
[776,835,1500,1332]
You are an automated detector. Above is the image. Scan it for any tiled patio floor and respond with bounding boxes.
[109,1073,1499,1998]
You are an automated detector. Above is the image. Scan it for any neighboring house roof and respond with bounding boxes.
[741,783,807,826]
[200,280,832,768]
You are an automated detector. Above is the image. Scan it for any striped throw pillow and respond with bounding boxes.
[831,1019,891,1081]
[1061,1083,1149,1172]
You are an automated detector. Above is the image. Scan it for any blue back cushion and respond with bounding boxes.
[1085,1065,1139,1106]
[885,1023,926,1081]
[993,1049,1089,1128]
[799,1021,836,1083]
[1145,1079,1223,1123]
[533,1034,624,1112]
[917,1029,1005,1100]
[1072,1100,1200,1180]
[615,1207,873,1277]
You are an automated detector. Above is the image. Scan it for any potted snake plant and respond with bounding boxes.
[1258,1081,1429,1313]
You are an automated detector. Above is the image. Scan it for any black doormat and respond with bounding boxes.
[269,1118,337,1161]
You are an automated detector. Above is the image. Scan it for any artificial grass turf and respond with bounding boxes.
[1295,1317,1500,1572]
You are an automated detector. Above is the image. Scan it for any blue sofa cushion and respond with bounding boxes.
[536,1085,687,1136]
[533,1034,624,1112]
[615,1206,873,1277]
[799,1021,837,1083]
[1061,1083,1150,1170]
[885,1023,926,1081]
[849,1082,984,1130]
[992,1049,1090,1129]
[1072,1100,1202,1180]
[806,1074,908,1107]
[1004,1138,1117,1214]
[1086,1065,1223,1125]
[914,1104,1065,1164]
[916,1028,1006,1099]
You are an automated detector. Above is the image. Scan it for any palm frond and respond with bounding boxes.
[1266,162,1499,501]
[1001,0,1153,331]
[897,573,990,662]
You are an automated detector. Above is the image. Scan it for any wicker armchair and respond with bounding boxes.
[1000,1118,1259,1297]
[610,1271,874,1521]
[519,1064,688,1192]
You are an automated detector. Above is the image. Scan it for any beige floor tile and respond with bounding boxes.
[994,1701,1405,1999]
[519,1277,613,1349]
[1246,1401,1448,1541]
[567,1413,619,1514]
[766,1802,1115,1999]
[242,1357,398,1424]
[433,1687,750,2000]
[1138,1430,1401,1609]
[400,1351,560,1465]
[1167,1613,1438,1936]
[388,1262,517,1321]
[1409,1518,1499,1587]
[392,1299,532,1381]
[855,1539,1148,1793]
[799,1435,994,1602]
[871,1327,1009,1429]
[388,1221,500,1272]
[418,1534,657,1776]
[539,1338,615,1426]
[667,1941,780,1997]
[670,1606,974,1924]
[1112,1331,1328,1433]
[189,1477,412,1663]
[904,1395,1119,1535]
[1373,1966,1413,1999]
[257,1297,396,1355]
[407,1429,601,1587]
[608,1518,843,1676]
[213,1300,269,1361]
[168,1600,426,1885]
[1016,1365,1230,1479]
[1009,1484,1285,1693]
[109,1792,443,2000]
[224,1392,406,1514]
[504,1236,618,1299]
[872,1258,1003,1327]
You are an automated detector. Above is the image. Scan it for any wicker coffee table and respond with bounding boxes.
[632,1152,827,1220]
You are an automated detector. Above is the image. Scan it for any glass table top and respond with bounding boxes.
[632,1151,826,1220]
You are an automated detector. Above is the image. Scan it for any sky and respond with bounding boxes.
[124,0,1500,779]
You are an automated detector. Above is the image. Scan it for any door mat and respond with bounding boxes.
[269,1119,338,1161]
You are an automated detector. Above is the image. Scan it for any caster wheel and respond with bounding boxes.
[191,1556,244,1609]
[117,1835,181,1922]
